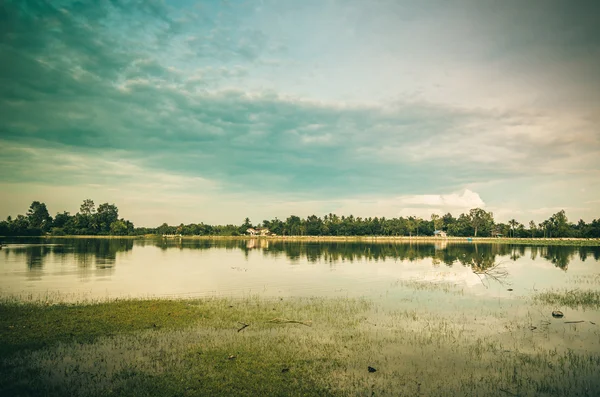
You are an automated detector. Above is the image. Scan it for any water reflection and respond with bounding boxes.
[1,238,599,273]
[1,238,600,300]
[165,239,600,271]
[1,238,134,273]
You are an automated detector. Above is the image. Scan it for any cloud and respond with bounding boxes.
[399,190,485,209]
[1,0,599,224]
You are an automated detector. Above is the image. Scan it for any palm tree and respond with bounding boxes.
[508,219,518,238]
[431,214,440,231]
[529,220,536,238]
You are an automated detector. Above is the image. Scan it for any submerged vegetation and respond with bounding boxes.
[533,289,600,309]
[2,199,600,239]
[1,296,600,396]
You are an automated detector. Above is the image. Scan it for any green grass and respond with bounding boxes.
[0,299,205,357]
[1,296,600,396]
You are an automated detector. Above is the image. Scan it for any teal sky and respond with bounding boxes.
[1,0,599,226]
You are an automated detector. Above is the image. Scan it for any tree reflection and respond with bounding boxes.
[4,238,599,274]
[3,238,134,271]
[538,246,574,271]
[150,240,599,272]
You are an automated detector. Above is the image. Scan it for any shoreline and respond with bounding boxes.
[2,235,600,246]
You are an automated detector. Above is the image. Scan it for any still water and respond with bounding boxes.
[1,237,598,302]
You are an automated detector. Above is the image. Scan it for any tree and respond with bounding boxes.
[27,201,52,232]
[441,213,456,235]
[110,220,128,235]
[240,218,253,234]
[548,210,570,237]
[529,220,536,238]
[431,214,441,231]
[468,208,494,237]
[95,203,119,234]
[53,212,71,228]
[51,211,72,235]
[508,219,518,238]
[157,223,172,235]
[284,215,302,236]
[80,199,96,215]
[539,221,550,238]
[305,215,323,236]
[11,215,31,235]
[405,218,415,237]
[414,217,423,236]
[516,222,526,238]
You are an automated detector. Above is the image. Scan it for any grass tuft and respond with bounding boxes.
[533,289,600,309]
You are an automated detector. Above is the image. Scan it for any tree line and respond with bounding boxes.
[0,199,134,236]
[141,208,600,238]
[1,201,599,238]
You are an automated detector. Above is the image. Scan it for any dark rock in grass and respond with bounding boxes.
[552,311,564,318]
[282,368,289,373]
[368,366,377,373]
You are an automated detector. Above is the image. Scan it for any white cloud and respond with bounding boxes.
[399,189,484,208]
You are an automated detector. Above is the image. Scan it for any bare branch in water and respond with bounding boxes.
[472,261,510,288]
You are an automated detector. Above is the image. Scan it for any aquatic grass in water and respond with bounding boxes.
[533,289,600,309]
[390,279,465,296]
[569,273,600,286]
[1,296,600,396]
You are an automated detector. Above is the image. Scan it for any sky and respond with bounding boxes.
[1,0,599,227]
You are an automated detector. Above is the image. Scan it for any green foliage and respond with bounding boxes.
[96,203,119,234]
[0,200,134,236]
[110,210,600,239]
[26,201,52,232]
[2,201,600,238]
[468,208,494,237]
[549,210,570,237]
[110,220,128,235]
[79,199,96,215]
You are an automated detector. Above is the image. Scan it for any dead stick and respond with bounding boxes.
[564,321,585,324]
[268,318,312,327]
[237,322,250,332]
[499,388,518,396]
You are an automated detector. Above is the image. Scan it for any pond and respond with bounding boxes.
[2,237,600,395]
[1,237,598,303]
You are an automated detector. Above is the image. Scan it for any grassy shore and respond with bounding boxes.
[150,235,600,246]
[2,295,600,396]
